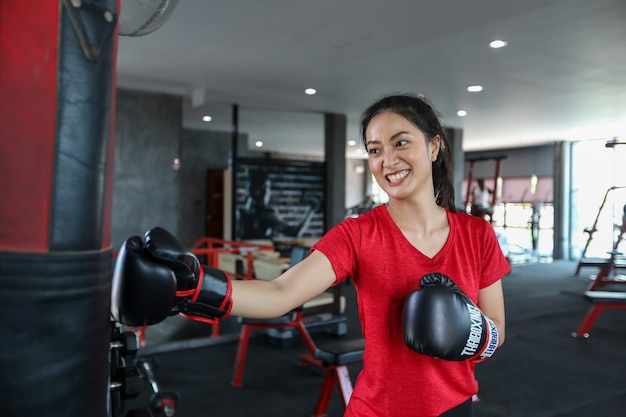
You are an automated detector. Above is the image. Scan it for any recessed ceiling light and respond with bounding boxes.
[202,115,212,122]
[489,39,508,49]
[457,110,467,117]
[467,85,483,92]
[347,140,357,146]
[304,88,317,95]
[255,140,264,148]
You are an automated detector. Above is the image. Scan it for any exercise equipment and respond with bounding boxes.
[109,322,180,416]
[0,2,116,416]
[403,273,499,362]
[572,291,626,338]
[573,205,626,338]
[231,306,319,387]
[311,338,365,417]
[574,186,626,276]
[584,204,626,291]
[231,245,348,387]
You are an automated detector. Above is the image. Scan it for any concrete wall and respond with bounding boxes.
[179,128,233,245]
[112,89,182,250]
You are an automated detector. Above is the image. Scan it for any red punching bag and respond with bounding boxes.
[0,1,118,416]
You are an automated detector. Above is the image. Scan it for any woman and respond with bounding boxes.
[229,94,509,416]
[115,93,509,416]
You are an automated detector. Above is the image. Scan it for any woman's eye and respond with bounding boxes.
[367,148,379,155]
[396,139,408,147]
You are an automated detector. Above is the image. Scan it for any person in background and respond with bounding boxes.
[113,93,510,417]
[470,178,494,218]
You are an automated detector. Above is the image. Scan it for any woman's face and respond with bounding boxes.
[365,111,440,202]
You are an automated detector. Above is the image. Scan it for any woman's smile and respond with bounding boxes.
[386,169,410,185]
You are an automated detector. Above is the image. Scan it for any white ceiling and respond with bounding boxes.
[116,0,626,159]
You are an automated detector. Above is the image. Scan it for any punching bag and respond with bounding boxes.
[0,1,118,416]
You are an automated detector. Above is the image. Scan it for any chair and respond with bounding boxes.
[230,245,345,387]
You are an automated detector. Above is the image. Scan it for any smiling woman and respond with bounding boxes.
[112,93,510,417]
[360,94,456,211]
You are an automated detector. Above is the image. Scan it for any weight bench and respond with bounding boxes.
[572,291,626,338]
[311,337,365,417]
[584,256,626,291]
[575,257,612,276]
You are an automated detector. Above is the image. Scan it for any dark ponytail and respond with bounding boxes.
[360,93,456,211]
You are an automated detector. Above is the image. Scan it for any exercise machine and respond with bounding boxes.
[109,321,179,417]
[574,186,626,276]
[584,204,626,291]
[572,205,626,337]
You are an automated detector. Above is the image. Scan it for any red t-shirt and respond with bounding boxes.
[312,206,511,417]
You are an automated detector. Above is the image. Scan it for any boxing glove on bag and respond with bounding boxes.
[403,273,499,362]
[112,227,232,325]
[142,227,233,324]
[111,235,178,326]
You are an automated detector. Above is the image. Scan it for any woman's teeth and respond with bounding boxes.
[387,170,408,183]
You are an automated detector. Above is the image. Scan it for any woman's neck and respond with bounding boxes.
[385,199,447,235]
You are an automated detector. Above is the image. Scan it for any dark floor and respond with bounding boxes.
[134,260,626,417]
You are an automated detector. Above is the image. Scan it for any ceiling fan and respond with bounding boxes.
[118,0,179,37]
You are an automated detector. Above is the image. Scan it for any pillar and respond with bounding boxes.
[324,113,347,230]
[446,127,465,210]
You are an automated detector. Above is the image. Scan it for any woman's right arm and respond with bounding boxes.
[229,250,337,319]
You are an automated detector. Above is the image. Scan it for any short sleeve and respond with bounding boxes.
[312,218,361,285]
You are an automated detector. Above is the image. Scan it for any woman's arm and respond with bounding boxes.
[478,279,506,347]
[229,250,337,319]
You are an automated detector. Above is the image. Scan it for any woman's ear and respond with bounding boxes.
[430,135,441,162]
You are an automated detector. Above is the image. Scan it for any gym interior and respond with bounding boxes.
[1,2,626,417]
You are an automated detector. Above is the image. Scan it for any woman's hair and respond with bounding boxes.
[360,93,456,211]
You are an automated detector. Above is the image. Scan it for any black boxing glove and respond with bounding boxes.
[111,236,177,326]
[142,227,233,324]
[403,272,499,362]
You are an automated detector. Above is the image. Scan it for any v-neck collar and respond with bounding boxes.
[380,205,454,264]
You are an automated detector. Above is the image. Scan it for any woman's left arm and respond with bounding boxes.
[478,279,505,347]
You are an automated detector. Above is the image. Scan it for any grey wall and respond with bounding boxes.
[113,89,182,250]
[179,128,233,246]
[465,145,554,179]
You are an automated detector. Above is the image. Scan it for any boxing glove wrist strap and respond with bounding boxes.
[179,267,233,325]
[474,316,499,363]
